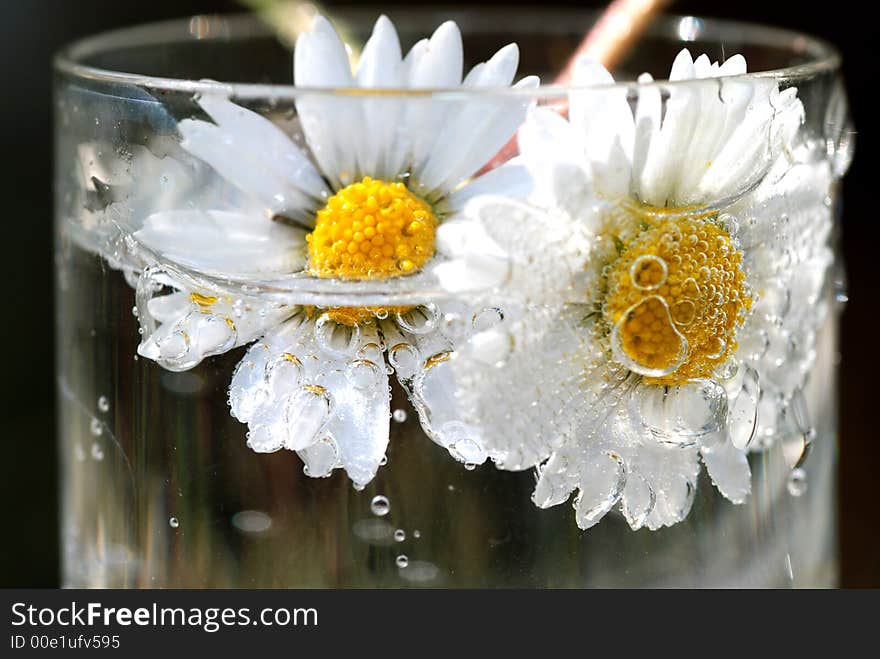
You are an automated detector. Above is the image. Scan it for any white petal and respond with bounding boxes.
[137,286,289,372]
[405,22,464,189]
[356,15,402,87]
[294,16,359,187]
[631,73,661,193]
[413,44,528,193]
[517,107,592,218]
[407,21,463,88]
[533,453,577,508]
[620,468,656,530]
[701,438,751,503]
[318,330,390,487]
[435,76,540,193]
[135,210,307,275]
[355,15,405,178]
[569,58,634,198]
[178,119,318,220]
[231,314,390,486]
[442,161,533,212]
[669,48,696,81]
[468,196,593,305]
[718,54,747,76]
[196,94,329,203]
[298,437,340,478]
[573,451,627,530]
[431,217,510,293]
[464,43,519,87]
[146,291,189,324]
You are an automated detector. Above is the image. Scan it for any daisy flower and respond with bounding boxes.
[451,49,833,529]
[126,14,539,487]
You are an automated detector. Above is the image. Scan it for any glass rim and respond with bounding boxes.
[54,9,842,98]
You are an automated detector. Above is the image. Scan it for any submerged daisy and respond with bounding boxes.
[454,50,833,529]
[129,15,538,487]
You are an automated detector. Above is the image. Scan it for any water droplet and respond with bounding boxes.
[97,396,110,413]
[392,408,408,423]
[370,495,390,516]
[169,517,180,529]
[394,529,406,542]
[90,417,103,436]
[787,468,808,497]
[396,555,409,568]
[464,462,477,471]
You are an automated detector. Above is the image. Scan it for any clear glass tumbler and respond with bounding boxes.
[55,8,852,587]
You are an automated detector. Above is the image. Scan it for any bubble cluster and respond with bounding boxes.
[604,214,751,384]
[307,176,437,280]
[304,304,412,328]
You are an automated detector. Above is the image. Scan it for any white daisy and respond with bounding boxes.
[125,14,539,487]
[450,50,833,530]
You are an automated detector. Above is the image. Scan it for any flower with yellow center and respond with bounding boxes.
[447,47,816,533]
[130,13,539,490]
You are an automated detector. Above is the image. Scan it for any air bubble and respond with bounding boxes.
[396,305,438,335]
[370,495,390,517]
[671,300,696,326]
[392,409,408,423]
[90,443,103,461]
[706,337,727,359]
[169,517,180,529]
[787,468,808,497]
[396,555,409,568]
[97,396,110,413]
[630,255,667,290]
[413,530,421,539]
[394,529,406,542]
[472,307,504,333]
[90,418,103,436]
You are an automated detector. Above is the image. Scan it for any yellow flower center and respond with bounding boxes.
[603,214,751,385]
[306,176,438,280]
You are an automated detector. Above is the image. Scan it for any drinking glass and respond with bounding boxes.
[55,8,852,587]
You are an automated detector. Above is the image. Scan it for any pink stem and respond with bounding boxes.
[479,0,673,173]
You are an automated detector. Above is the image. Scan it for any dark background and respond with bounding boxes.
[1,0,876,587]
